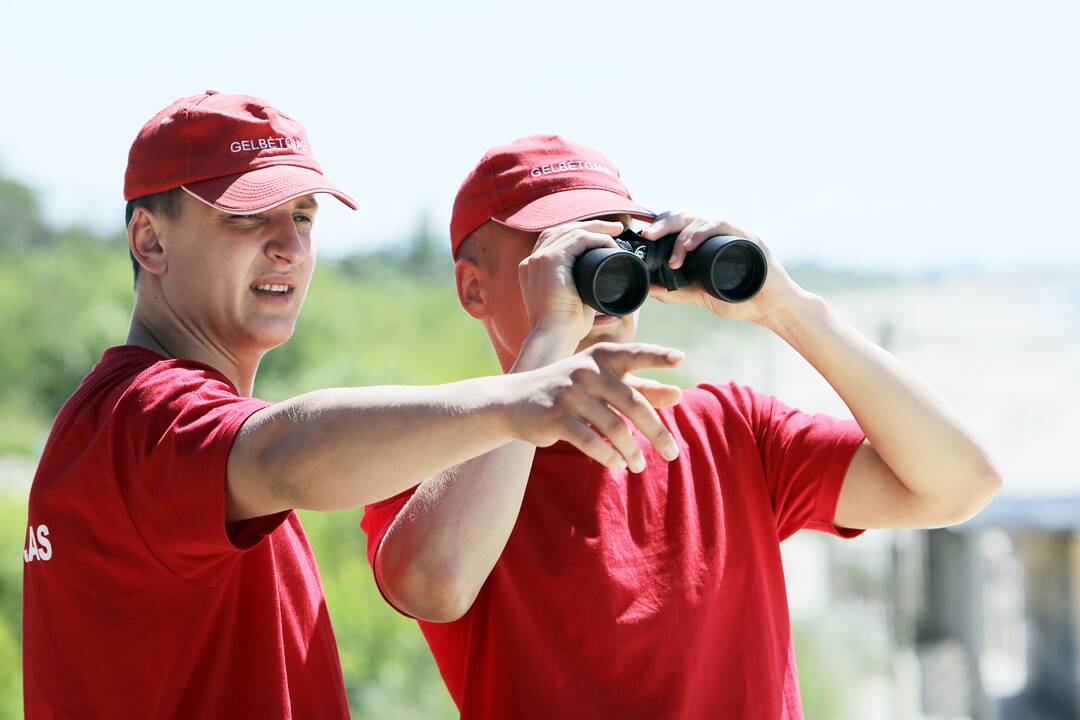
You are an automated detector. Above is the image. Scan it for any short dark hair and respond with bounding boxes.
[125,187,184,284]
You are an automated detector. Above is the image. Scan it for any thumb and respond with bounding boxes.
[624,374,683,408]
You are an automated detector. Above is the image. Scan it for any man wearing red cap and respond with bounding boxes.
[361,135,1002,718]
[21,100,687,718]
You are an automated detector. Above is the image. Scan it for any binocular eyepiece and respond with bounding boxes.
[573,230,768,316]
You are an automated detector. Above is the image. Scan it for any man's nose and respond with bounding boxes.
[265,214,309,266]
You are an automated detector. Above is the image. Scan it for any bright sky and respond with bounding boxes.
[2,0,1076,273]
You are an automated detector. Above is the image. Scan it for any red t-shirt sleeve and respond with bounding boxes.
[111,360,277,586]
[702,383,866,541]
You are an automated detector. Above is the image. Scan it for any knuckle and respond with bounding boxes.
[550,381,575,407]
[601,414,626,436]
[569,366,592,384]
[590,439,616,462]
[611,380,635,404]
[591,341,616,358]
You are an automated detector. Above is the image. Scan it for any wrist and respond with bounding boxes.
[755,289,828,341]
[511,325,581,372]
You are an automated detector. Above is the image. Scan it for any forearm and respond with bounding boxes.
[763,289,1001,504]
[237,377,518,513]
[376,328,576,621]
[377,440,536,621]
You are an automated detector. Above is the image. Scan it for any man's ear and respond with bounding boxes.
[128,207,168,277]
[455,259,490,320]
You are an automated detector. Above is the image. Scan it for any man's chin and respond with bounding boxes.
[240,320,297,354]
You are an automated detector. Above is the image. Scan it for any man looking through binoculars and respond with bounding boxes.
[361,134,1002,719]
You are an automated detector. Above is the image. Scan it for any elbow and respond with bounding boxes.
[934,463,1004,527]
[380,555,480,623]
[970,463,1004,516]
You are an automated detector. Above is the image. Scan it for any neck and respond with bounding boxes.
[126,299,261,397]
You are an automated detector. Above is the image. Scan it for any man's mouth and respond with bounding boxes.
[251,283,294,298]
[593,313,618,326]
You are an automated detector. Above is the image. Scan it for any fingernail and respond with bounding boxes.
[632,458,646,473]
[663,442,679,461]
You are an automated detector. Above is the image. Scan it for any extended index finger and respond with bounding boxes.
[593,342,686,375]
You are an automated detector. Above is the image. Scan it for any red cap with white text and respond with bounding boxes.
[123,90,356,214]
[449,134,654,258]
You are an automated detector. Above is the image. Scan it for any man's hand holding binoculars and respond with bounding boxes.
[518,218,628,351]
[640,211,808,331]
[519,210,804,333]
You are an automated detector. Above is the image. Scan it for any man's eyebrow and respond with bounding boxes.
[294,197,319,210]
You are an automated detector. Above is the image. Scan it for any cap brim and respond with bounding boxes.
[183,164,358,214]
[493,188,654,231]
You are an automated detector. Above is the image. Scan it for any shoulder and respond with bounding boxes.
[103,347,260,449]
[673,381,774,428]
[114,349,242,412]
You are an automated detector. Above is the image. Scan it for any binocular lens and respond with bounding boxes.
[594,255,639,306]
[592,253,648,315]
[703,239,767,301]
[573,232,766,315]
[710,245,752,292]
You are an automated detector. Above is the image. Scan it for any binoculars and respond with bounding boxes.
[573,229,768,316]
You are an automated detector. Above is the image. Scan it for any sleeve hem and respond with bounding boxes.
[806,430,867,539]
[210,400,285,553]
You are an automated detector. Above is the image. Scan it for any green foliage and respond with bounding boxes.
[256,263,496,400]
[0,494,27,719]
[0,226,133,454]
[0,177,47,250]
[298,510,456,717]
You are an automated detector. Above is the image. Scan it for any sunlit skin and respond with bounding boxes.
[126,192,319,396]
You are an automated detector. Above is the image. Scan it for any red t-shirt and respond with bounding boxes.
[362,382,866,719]
[23,346,348,719]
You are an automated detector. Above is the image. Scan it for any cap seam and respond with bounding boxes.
[181,105,193,184]
[486,156,500,206]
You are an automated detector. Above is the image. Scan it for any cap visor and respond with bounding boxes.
[493,188,654,231]
[183,164,358,214]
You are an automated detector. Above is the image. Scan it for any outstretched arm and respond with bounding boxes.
[226,339,683,523]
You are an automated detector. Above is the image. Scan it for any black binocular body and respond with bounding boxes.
[573,230,768,316]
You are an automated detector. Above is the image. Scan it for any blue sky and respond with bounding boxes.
[2,0,1076,273]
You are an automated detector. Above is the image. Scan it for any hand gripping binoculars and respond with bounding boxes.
[573,229,768,316]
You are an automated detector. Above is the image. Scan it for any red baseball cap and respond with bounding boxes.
[124,90,356,214]
[449,134,654,258]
